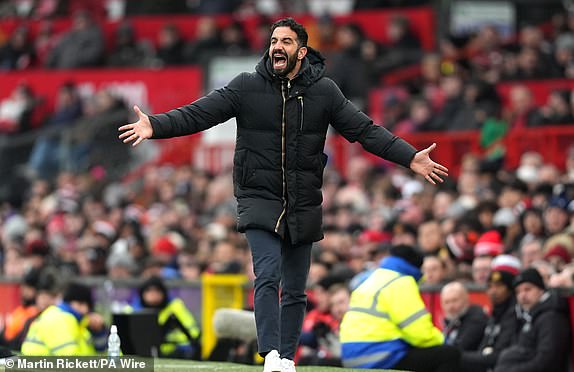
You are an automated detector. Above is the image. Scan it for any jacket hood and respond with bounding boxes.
[379,256,423,282]
[139,275,170,309]
[256,46,326,86]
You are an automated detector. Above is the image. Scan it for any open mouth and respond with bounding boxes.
[273,52,287,70]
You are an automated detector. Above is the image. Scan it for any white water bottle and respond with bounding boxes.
[107,324,121,357]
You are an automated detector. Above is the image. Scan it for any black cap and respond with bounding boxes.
[63,282,94,309]
[390,244,424,269]
[513,268,545,290]
[488,270,515,291]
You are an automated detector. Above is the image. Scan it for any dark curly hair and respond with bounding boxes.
[270,17,308,47]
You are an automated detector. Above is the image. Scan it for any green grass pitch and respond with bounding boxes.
[0,359,400,372]
[0,358,400,371]
[155,359,400,371]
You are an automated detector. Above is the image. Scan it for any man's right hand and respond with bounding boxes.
[118,105,153,146]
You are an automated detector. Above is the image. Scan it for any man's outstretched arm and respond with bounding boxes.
[327,78,448,184]
[119,73,244,146]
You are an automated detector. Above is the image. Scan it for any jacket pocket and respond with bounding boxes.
[233,149,247,188]
[316,152,328,180]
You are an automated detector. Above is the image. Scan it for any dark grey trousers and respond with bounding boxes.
[245,229,312,360]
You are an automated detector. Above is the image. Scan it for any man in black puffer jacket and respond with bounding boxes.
[460,267,519,372]
[494,268,571,372]
[119,18,448,372]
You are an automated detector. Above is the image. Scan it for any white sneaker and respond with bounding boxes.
[263,350,282,372]
[281,358,296,372]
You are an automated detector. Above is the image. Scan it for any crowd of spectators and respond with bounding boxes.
[0,1,572,142]
[0,145,573,362]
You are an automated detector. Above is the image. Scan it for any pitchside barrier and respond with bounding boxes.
[0,278,572,363]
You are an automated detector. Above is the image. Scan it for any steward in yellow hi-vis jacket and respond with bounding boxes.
[21,282,107,356]
[340,245,460,371]
[136,276,200,359]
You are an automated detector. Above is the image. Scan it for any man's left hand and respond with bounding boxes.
[410,143,448,185]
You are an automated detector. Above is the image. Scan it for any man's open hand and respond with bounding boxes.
[118,105,153,146]
[410,143,449,185]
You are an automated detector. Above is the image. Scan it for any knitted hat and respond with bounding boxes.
[548,194,571,212]
[543,244,572,264]
[474,230,504,257]
[390,244,424,269]
[491,254,521,275]
[488,270,515,291]
[544,234,574,258]
[513,268,545,290]
[152,232,185,257]
[63,282,94,309]
[358,230,392,245]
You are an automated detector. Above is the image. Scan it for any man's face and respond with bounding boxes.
[36,291,58,311]
[21,285,37,306]
[269,26,305,77]
[70,301,90,316]
[472,256,492,285]
[417,221,443,252]
[487,281,511,305]
[515,282,544,311]
[329,288,350,321]
[422,256,445,285]
[441,286,468,319]
[143,287,165,308]
[520,240,543,267]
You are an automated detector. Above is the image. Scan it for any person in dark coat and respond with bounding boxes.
[440,281,488,351]
[45,10,104,69]
[460,267,519,372]
[494,268,571,372]
[118,17,448,372]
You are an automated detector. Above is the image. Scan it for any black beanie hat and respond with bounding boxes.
[390,244,424,269]
[63,282,94,309]
[488,270,515,291]
[513,268,545,290]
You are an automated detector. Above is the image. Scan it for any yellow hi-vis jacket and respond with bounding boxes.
[340,256,444,369]
[158,298,200,356]
[21,304,104,356]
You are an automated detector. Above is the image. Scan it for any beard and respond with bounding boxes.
[22,296,35,307]
[271,49,298,77]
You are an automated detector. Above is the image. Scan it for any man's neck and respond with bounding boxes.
[286,62,302,80]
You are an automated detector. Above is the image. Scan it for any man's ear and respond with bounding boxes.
[298,46,307,60]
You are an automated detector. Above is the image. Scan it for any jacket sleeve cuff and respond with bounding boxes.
[149,115,163,139]
[385,137,417,169]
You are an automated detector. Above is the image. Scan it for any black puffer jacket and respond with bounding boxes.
[460,296,518,372]
[149,48,416,244]
[494,292,571,372]
[444,304,488,352]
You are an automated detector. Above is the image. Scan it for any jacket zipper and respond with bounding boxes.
[298,96,304,131]
[275,80,289,233]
